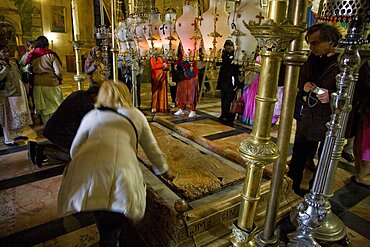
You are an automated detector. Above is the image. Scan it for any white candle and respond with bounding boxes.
[100,0,104,26]
[71,0,80,38]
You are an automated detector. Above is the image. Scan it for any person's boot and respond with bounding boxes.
[35,144,45,168]
[27,141,37,165]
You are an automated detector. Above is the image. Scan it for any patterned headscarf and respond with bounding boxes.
[84,46,102,71]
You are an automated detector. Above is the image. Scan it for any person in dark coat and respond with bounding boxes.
[287,23,370,196]
[27,85,100,167]
[216,40,241,125]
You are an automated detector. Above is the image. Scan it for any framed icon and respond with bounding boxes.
[50,6,66,33]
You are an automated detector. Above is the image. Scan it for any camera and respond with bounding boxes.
[312,87,325,95]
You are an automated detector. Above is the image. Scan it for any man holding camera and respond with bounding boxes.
[288,23,370,196]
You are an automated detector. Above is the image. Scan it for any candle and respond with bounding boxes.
[71,0,80,38]
[100,0,104,26]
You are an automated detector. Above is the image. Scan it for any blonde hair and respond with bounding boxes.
[95,80,133,109]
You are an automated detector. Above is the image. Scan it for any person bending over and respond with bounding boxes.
[57,80,174,246]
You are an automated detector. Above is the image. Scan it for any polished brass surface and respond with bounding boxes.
[313,16,369,243]
[230,0,307,245]
[110,0,119,83]
[255,0,308,245]
[266,0,288,24]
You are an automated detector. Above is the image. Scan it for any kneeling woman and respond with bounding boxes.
[57,80,174,246]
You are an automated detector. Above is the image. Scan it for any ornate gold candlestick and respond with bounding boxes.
[288,14,368,247]
[230,0,303,245]
[255,0,308,246]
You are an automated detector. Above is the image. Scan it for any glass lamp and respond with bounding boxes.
[199,0,231,62]
[159,8,180,60]
[143,7,163,57]
[176,3,202,61]
[229,0,266,64]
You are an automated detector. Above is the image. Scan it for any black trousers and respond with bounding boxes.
[41,142,71,164]
[93,211,133,247]
[170,85,177,104]
[287,132,324,191]
[220,91,236,123]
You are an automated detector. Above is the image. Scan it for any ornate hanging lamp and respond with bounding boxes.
[229,0,266,65]
[159,7,180,60]
[199,0,231,62]
[175,1,202,61]
[143,7,163,57]
[133,12,150,59]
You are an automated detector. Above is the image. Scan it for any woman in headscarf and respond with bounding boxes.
[0,44,32,146]
[26,35,63,124]
[150,55,169,113]
[173,44,199,118]
[84,46,105,86]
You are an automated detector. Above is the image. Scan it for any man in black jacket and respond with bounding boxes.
[287,23,370,196]
[28,85,100,167]
[216,40,241,125]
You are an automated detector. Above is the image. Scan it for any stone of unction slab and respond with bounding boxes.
[138,124,245,201]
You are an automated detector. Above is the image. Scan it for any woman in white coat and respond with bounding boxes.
[58,80,174,246]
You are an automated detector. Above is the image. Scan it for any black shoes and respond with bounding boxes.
[27,141,37,165]
[342,151,355,163]
[35,145,45,168]
[28,141,45,168]
[4,142,17,146]
[15,136,29,141]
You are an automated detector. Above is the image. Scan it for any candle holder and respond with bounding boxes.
[230,0,304,244]
[94,25,112,80]
[288,11,368,247]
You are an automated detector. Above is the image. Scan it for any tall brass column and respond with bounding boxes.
[71,0,85,90]
[110,0,119,83]
[255,0,308,246]
[230,0,303,245]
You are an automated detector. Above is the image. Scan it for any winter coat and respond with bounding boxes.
[298,53,340,141]
[43,86,99,149]
[298,53,370,141]
[216,52,241,93]
[57,107,169,221]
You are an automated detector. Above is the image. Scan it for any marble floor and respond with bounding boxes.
[0,71,369,246]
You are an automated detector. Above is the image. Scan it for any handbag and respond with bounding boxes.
[229,89,244,114]
[171,65,185,82]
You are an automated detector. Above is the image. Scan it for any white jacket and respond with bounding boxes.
[57,107,168,221]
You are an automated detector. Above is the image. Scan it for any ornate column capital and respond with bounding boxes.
[244,19,305,52]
